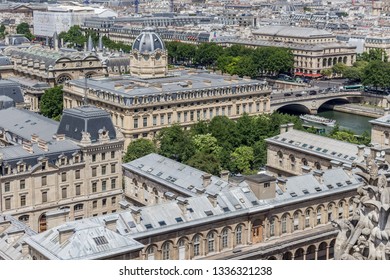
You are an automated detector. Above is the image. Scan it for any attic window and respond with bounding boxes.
[276,189,283,195]
[178,165,185,171]
[302,144,308,147]
[156,172,163,177]
[331,152,337,155]
[252,200,259,206]
[327,184,334,189]
[138,164,144,168]
[234,204,242,209]
[346,180,352,185]
[316,147,322,151]
[349,157,356,160]
[223,207,230,212]
[93,236,108,246]
[309,145,314,149]
[145,224,153,229]
[187,207,194,213]
[205,210,213,216]
[302,189,309,195]
[336,182,343,187]
[147,168,153,173]
[241,187,250,193]
[281,138,287,142]
[290,192,297,197]
[175,217,183,223]
[127,221,136,228]
[322,149,328,153]
[288,140,294,144]
[215,181,223,186]
[315,187,322,192]
[158,221,166,226]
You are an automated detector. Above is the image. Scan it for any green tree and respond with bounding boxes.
[362,60,390,88]
[358,49,388,62]
[157,124,195,162]
[194,43,223,68]
[16,22,33,40]
[320,68,332,79]
[192,133,222,157]
[59,25,86,49]
[332,63,347,75]
[123,139,157,163]
[231,146,254,174]
[186,152,221,175]
[0,24,6,39]
[40,86,63,120]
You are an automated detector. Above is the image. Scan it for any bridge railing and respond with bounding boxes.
[271,91,362,104]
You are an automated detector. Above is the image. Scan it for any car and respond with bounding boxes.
[309,90,317,95]
[284,92,292,96]
[295,93,303,97]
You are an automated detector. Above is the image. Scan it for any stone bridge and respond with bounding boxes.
[270,91,363,114]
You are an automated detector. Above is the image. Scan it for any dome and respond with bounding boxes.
[132,28,165,53]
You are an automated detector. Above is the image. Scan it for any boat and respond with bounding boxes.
[299,114,336,127]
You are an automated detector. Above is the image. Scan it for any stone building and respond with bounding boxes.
[63,29,271,147]
[0,105,124,232]
[265,124,367,177]
[370,111,390,150]
[19,154,362,260]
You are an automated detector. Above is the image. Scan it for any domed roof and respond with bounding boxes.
[132,28,165,53]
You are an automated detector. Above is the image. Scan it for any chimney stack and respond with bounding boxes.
[220,170,229,182]
[357,145,365,158]
[130,206,141,224]
[31,134,39,143]
[202,173,212,188]
[37,139,48,152]
[58,226,75,245]
[103,216,118,232]
[280,124,287,134]
[277,177,287,192]
[302,165,311,174]
[206,191,218,207]
[286,123,294,132]
[313,170,324,184]
[176,196,188,214]
[22,141,33,154]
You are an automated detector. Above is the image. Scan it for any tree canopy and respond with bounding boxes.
[16,22,33,40]
[123,139,157,163]
[40,86,63,120]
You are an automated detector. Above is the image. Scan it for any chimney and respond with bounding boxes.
[357,145,365,158]
[58,226,75,245]
[103,216,118,232]
[220,170,229,182]
[277,177,287,192]
[385,108,389,116]
[343,163,352,176]
[53,134,65,141]
[330,160,342,168]
[286,123,294,132]
[302,165,311,174]
[195,186,206,195]
[202,173,212,188]
[21,241,29,256]
[206,191,218,207]
[130,206,141,224]
[0,218,11,234]
[37,139,48,152]
[280,124,287,134]
[31,134,39,143]
[164,191,176,200]
[313,170,324,183]
[22,141,33,154]
[176,196,188,214]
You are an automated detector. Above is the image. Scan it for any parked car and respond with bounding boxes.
[284,92,292,97]
[309,90,317,95]
[295,93,303,97]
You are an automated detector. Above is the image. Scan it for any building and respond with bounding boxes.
[21,153,363,260]
[370,110,390,149]
[0,105,124,232]
[265,124,367,177]
[219,26,357,76]
[364,36,390,60]
[63,29,271,147]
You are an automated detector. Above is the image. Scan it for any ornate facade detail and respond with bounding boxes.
[334,156,390,259]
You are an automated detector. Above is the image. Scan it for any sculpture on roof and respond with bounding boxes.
[333,156,390,259]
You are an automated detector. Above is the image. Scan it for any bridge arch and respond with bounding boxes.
[275,104,311,115]
[317,98,350,112]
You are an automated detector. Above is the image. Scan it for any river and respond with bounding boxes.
[317,110,373,135]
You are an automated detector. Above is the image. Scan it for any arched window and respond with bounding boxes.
[270,218,275,237]
[162,242,171,260]
[305,210,311,228]
[289,155,295,166]
[338,202,344,218]
[315,162,321,170]
[74,204,83,211]
[302,158,308,166]
[146,246,156,260]
[177,239,186,260]
[222,228,229,249]
[293,212,300,230]
[327,205,333,221]
[235,225,243,245]
[193,235,201,257]
[316,207,322,225]
[348,199,354,216]
[281,215,287,234]
[18,215,29,223]
[385,132,389,145]
[277,151,283,159]
[207,232,215,253]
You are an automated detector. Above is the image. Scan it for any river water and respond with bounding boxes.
[317,110,373,135]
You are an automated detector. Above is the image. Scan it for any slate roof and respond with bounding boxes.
[252,25,333,38]
[132,28,165,53]
[0,80,24,103]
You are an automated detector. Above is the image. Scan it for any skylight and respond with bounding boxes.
[93,236,108,246]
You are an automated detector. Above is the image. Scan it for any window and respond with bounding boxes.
[153,115,157,126]
[193,235,200,256]
[207,232,215,253]
[236,225,242,245]
[102,165,106,175]
[162,243,171,260]
[62,188,67,199]
[92,167,97,177]
[222,228,229,248]
[92,200,97,209]
[75,184,81,196]
[294,213,299,230]
[20,180,25,190]
[74,204,83,211]
[42,191,47,203]
[160,115,165,125]
[111,197,116,205]
[328,205,333,221]
[338,202,344,218]
[20,195,26,207]
[102,198,107,207]
[281,216,287,234]
[184,112,187,122]
[134,118,138,129]
[92,154,96,162]
[92,182,97,193]
[101,153,106,161]
[42,176,47,186]
[4,182,10,192]
[75,170,80,180]
[177,112,181,122]
[143,117,148,127]
[111,164,116,173]
[5,198,11,210]
[317,208,322,225]
[270,218,275,237]
[102,180,107,191]
[305,210,311,228]
[111,151,115,159]
[61,172,67,182]
[111,179,116,189]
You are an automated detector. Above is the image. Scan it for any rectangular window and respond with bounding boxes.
[61,172,66,182]
[75,184,81,196]
[102,198,107,207]
[111,151,115,159]
[20,195,26,207]
[111,164,116,173]
[177,112,181,122]
[209,109,213,119]
[222,107,225,116]
[101,153,106,161]
[203,110,207,119]
[168,114,172,124]
[42,191,47,203]
[160,115,165,125]
[62,188,67,199]
[92,167,97,177]
[4,182,10,192]
[5,198,11,210]
[184,112,188,122]
[111,179,116,189]
[20,180,25,190]
[102,181,107,191]
[111,197,116,205]
[243,104,246,113]
[75,170,80,180]
[228,106,232,116]
[197,110,200,120]
[92,182,97,193]
[190,111,194,121]
[256,103,260,112]
[236,105,240,115]
[216,107,219,116]
[93,200,97,209]
[41,176,47,186]
[153,115,157,126]
[248,103,252,113]
[143,117,148,127]
[92,154,96,162]
[102,165,106,175]
[133,118,138,129]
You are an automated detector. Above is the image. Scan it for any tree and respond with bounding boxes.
[358,49,388,62]
[231,146,254,174]
[186,152,221,175]
[40,86,63,120]
[192,133,222,157]
[123,139,157,163]
[59,25,86,49]
[0,24,6,39]
[16,22,33,40]
[320,69,332,79]
[332,63,347,76]
[194,43,223,68]
[362,60,390,88]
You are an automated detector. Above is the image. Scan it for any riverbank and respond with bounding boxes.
[332,104,383,118]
